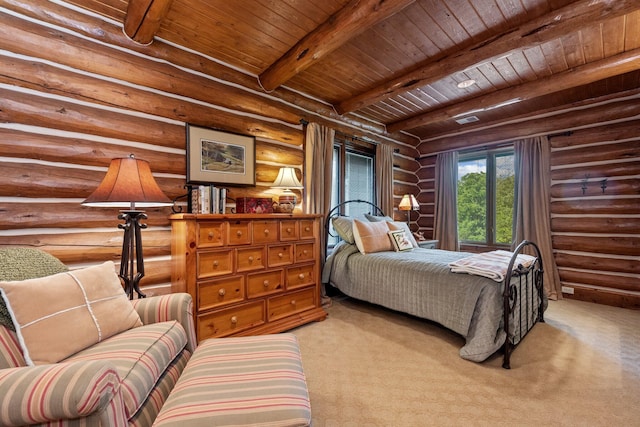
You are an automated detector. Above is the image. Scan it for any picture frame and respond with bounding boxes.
[186,124,256,186]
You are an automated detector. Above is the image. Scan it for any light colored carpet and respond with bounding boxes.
[291,296,640,426]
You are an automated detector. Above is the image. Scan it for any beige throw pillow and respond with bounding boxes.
[0,261,142,365]
[352,219,393,254]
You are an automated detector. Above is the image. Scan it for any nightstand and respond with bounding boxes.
[417,239,438,249]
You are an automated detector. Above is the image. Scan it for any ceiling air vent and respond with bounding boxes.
[455,116,479,125]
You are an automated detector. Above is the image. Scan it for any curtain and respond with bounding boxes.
[375,143,395,217]
[513,137,562,300]
[304,122,335,258]
[434,151,459,251]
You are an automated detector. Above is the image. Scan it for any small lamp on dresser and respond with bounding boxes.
[398,194,419,228]
[271,167,303,213]
[82,154,172,299]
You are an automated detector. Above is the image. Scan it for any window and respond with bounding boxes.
[328,138,375,246]
[457,147,514,247]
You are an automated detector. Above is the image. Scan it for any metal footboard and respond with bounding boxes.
[502,240,545,369]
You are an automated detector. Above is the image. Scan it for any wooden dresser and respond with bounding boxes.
[169,213,327,341]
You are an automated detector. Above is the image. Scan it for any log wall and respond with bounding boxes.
[0,1,417,296]
[418,98,640,309]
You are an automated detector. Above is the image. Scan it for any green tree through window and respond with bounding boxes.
[457,148,514,246]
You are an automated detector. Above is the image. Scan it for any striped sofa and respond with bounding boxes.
[0,248,197,426]
[0,248,312,427]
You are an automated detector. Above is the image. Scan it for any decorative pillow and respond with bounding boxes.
[332,216,356,244]
[387,221,419,248]
[0,248,69,331]
[0,261,143,365]
[388,230,413,251]
[364,214,394,223]
[352,219,393,254]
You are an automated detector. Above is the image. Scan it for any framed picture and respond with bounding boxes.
[186,124,256,186]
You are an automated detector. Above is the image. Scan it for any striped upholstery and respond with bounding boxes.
[0,360,127,426]
[64,321,187,420]
[129,350,191,427]
[132,294,197,354]
[152,334,311,427]
[0,326,25,368]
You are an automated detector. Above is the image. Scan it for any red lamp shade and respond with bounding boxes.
[82,155,171,210]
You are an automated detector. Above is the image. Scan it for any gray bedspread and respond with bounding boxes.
[322,242,507,362]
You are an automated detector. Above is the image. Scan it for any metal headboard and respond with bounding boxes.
[324,199,386,253]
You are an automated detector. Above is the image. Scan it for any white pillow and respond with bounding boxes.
[388,230,413,251]
[387,221,419,248]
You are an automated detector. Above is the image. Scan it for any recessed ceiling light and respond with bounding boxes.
[457,79,476,89]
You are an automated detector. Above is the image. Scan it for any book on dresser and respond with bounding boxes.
[169,213,327,341]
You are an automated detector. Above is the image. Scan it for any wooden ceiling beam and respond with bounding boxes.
[258,0,416,92]
[123,0,174,45]
[386,48,640,133]
[337,0,640,114]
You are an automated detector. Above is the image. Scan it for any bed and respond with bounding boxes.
[321,200,546,369]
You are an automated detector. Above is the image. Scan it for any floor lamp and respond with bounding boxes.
[398,194,419,229]
[82,155,172,299]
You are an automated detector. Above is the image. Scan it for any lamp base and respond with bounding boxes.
[276,193,296,213]
[118,211,147,299]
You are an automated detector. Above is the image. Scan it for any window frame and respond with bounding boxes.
[332,137,376,214]
[457,146,514,251]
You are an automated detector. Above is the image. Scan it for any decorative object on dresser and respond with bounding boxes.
[170,213,327,341]
[82,154,172,299]
[398,194,419,226]
[271,167,304,213]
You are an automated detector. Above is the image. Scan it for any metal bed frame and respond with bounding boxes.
[323,199,545,369]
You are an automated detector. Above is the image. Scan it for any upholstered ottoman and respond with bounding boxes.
[152,333,311,427]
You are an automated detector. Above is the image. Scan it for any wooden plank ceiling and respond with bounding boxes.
[69,0,640,147]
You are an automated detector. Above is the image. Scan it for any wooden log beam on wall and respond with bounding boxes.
[419,92,640,155]
[337,0,640,114]
[124,0,174,45]
[388,48,640,133]
[258,0,416,91]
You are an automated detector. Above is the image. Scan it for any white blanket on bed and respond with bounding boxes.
[449,250,536,282]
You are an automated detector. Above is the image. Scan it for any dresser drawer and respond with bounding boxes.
[299,219,315,240]
[279,220,299,241]
[227,221,251,245]
[197,249,234,278]
[267,244,293,267]
[198,276,244,311]
[198,301,265,339]
[252,220,278,244]
[286,263,315,290]
[247,269,284,298]
[237,247,265,272]
[268,287,316,321]
[295,242,315,263]
[197,222,226,247]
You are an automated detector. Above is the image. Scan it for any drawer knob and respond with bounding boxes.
[213,260,219,267]
[264,229,269,235]
[290,300,296,305]
[248,256,254,262]
[230,316,237,324]
[298,273,305,280]
[263,280,269,287]
[286,227,292,233]
[208,231,214,238]
[303,249,308,255]
[218,288,226,296]
[278,252,283,258]
[236,230,242,237]
[305,226,310,232]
